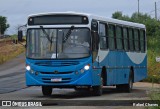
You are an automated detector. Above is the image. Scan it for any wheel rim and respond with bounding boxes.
[129,79,133,89]
[101,77,103,88]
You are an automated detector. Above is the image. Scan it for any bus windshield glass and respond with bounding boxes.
[26,28,91,59]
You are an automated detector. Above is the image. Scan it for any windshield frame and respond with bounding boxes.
[26,27,91,60]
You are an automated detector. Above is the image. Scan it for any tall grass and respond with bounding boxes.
[144,37,160,83]
[0,37,25,64]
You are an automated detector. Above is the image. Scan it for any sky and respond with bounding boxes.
[0,0,160,34]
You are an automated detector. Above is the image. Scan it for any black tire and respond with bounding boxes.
[42,86,52,96]
[124,75,133,93]
[74,86,90,91]
[92,78,103,96]
[116,84,125,92]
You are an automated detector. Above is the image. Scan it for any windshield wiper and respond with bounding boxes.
[40,26,52,43]
[63,26,74,43]
[50,34,54,51]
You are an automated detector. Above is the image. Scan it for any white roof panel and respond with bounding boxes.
[90,14,145,28]
[28,12,145,29]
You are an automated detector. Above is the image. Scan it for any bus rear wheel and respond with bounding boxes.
[124,75,133,92]
[42,86,52,96]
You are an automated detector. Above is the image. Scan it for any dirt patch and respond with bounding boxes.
[0,40,13,47]
[134,82,160,88]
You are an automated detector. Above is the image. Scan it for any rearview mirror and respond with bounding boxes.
[18,30,23,42]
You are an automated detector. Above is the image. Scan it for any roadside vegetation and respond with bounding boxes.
[0,36,25,64]
[112,12,160,84]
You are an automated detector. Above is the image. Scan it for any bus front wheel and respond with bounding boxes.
[92,78,103,96]
[42,86,52,96]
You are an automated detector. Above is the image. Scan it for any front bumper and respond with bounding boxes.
[26,70,93,87]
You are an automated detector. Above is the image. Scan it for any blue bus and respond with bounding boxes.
[19,12,147,96]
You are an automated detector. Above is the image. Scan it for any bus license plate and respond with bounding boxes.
[51,78,62,82]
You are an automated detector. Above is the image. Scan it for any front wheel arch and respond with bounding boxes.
[101,66,107,86]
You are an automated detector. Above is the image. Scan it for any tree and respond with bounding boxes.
[112,11,131,21]
[0,16,10,35]
[112,11,160,38]
[112,11,123,19]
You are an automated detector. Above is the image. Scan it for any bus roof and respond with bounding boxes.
[91,15,145,29]
[28,12,145,29]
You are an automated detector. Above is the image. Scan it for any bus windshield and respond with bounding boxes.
[26,28,91,59]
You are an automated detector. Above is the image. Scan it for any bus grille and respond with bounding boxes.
[40,71,73,74]
[42,78,71,83]
[35,61,79,67]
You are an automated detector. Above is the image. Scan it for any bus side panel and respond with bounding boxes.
[106,69,116,85]
[92,60,101,86]
[116,68,130,84]
[91,68,101,86]
[134,56,147,82]
[107,51,117,85]
[115,52,129,84]
[100,51,147,85]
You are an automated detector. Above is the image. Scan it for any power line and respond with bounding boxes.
[140,1,160,19]
[148,10,155,13]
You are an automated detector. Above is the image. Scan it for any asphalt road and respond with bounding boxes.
[0,53,159,109]
[0,53,26,94]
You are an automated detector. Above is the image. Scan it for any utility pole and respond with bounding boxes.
[138,0,140,17]
[155,2,157,20]
[0,25,1,35]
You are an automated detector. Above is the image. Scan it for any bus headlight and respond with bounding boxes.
[84,64,90,70]
[26,65,31,71]
[80,64,90,73]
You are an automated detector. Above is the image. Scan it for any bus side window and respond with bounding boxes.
[128,28,134,51]
[99,23,107,49]
[108,24,115,50]
[116,26,123,50]
[140,30,145,52]
[144,30,146,52]
[123,27,129,51]
[134,29,140,52]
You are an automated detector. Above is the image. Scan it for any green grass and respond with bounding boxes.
[150,92,160,100]
[147,91,160,109]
